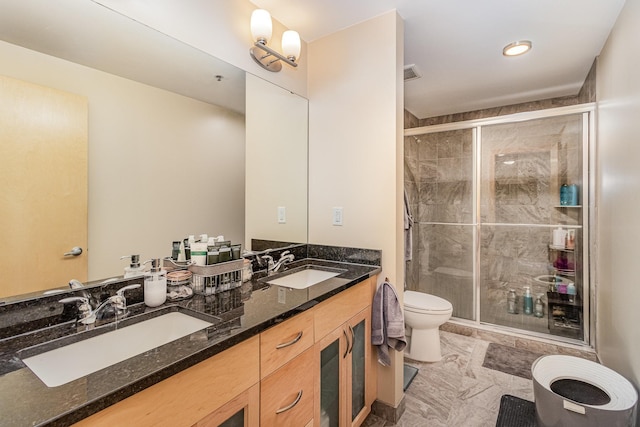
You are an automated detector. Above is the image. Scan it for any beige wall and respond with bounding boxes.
[0,40,245,280]
[94,0,308,97]
[595,0,640,396]
[245,73,309,248]
[307,11,405,408]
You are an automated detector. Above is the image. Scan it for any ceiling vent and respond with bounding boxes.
[404,64,421,82]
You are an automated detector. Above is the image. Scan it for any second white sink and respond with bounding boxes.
[22,311,213,387]
[265,266,346,289]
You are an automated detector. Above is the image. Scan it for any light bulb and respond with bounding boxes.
[251,9,272,44]
[281,30,301,61]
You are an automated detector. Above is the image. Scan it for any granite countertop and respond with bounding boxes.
[0,258,380,427]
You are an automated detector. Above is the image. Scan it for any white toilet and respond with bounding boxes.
[404,290,453,362]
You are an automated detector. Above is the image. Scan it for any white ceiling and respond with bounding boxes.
[0,0,247,114]
[250,0,627,118]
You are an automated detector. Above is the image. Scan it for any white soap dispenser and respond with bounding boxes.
[143,258,167,307]
[121,254,145,278]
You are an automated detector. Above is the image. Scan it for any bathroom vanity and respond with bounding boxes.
[0,251,380,427]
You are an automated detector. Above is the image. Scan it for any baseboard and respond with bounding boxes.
[371,396,406,423]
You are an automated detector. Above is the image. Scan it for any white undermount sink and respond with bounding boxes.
[22,311,213,387]
[264,265,346,289]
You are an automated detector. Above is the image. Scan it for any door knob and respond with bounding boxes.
[64,247,83,257]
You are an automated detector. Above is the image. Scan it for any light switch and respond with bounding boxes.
[278,206,286,224]
[332,207,343,226]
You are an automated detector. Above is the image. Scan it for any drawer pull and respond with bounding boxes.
[275,331,304,349]
[275,390,303,414]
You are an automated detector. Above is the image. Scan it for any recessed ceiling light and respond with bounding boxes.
[503,40,532,57]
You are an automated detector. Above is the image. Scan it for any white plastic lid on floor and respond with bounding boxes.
[404,290,453,312]
[532,355,638,410]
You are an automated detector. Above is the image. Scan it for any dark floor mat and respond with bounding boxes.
[482,343,542,379]
[495,394,537,427]
[403,364,419,392]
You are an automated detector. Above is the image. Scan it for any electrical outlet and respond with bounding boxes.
[278,206,286,224]
[332,207,343,226]
[278,287,286,304]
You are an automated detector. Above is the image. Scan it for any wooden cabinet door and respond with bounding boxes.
[345,308,373,427]
[0,75,88,297]
[193,383,259,427]
[315,306,374,427]
[315,325,348,427]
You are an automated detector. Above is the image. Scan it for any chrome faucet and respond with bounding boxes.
[261,255,275,273]
[68,279,98,308]
[60,284,140,325]
[270,251,295,274]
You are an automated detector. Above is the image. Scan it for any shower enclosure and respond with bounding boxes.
[404,107,592,344]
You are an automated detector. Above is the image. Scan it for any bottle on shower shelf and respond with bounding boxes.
[507,289,518,314]
[534,294,544,318]
[523,287,533,315]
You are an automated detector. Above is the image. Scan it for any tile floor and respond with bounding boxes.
[363,330,537,426]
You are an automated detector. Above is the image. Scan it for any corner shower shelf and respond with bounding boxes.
[549,245,574,252]
[554,205,582,208]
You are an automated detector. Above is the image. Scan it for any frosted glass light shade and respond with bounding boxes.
[251,9,272,43]
[281,30,301,60]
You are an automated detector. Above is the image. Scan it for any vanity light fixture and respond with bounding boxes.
[250,9,300,72]
[502,40,532,57]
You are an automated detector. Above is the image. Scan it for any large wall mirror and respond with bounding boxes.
[0,0,308,301]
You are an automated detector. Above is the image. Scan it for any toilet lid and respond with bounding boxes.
[404,291,452,312]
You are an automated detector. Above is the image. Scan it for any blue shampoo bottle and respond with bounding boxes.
[523,286,533,315]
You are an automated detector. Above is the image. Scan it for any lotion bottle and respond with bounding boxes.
[552,227,566,248]
[523,286,533,315]
[121,254,145,278]
[144,258,167,307]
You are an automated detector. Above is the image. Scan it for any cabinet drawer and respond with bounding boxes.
[314,278,372,341]
[261,347,315,427]
[260,308,314,379]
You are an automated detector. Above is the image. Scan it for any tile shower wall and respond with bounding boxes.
[405,113,587,340]
[404,129,475,320]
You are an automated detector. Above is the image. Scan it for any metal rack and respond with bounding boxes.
[188,259,244,295]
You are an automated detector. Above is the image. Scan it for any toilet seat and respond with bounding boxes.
[404,291,453,313]
[532,355,637,411]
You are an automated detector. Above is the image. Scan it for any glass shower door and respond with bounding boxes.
[405,128,476,320]
[478,114,585,340]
